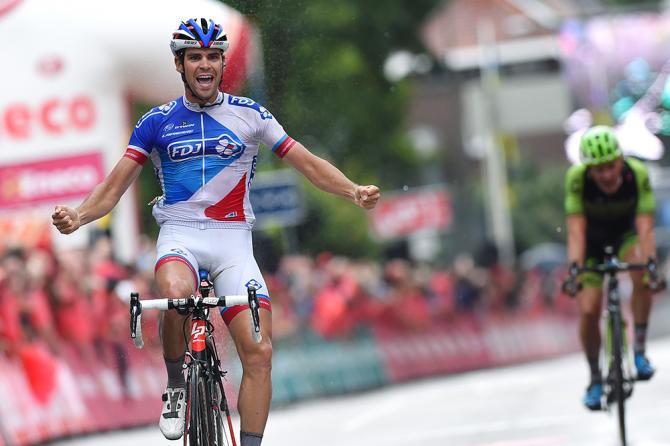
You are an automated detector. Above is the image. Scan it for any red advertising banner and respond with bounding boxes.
[0,152,103,209]
[370,186,452,240]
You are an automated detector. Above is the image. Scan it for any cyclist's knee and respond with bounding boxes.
[156,263,196,299]
[160,280,193,298]
[578,295,601,317]
[579,302,601,321]
[240,341,273,374]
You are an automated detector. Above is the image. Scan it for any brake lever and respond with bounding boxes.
[247,286,262,343]
[130,292,144,349]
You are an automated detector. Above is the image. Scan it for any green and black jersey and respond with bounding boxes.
[564,157,655,260]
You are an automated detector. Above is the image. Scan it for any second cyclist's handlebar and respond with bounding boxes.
[576,261,647,275]
[129,286,262,349]
[562,250,665,296]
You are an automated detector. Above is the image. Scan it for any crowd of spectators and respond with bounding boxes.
[0,231,577,365]
[266,250,575,341]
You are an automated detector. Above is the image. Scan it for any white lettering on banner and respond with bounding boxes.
[18,166,98,198]
[0,95,96,140]
[0,153,103,208]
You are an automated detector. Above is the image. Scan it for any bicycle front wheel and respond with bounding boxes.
[210,379,237,446]
[187,364,213,446]
[611,314,627,446]
[206,344,237,446]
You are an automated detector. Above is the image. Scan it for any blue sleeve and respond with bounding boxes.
[128,108,160,152]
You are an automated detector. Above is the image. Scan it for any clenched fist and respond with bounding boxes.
[52,205,81,234]
[354,185,380,210]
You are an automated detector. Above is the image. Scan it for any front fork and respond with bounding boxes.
[602,280,635,408]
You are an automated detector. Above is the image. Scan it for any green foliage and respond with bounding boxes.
[298,181,382,257]
[509,163,567,251]
[221,0,437,255]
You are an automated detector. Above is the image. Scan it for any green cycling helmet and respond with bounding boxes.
[579,125,623,166]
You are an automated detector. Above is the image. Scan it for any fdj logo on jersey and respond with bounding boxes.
[228,96,273,120]
[167,133,246,161]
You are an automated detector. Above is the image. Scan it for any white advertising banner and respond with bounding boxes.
[0,0,257,260]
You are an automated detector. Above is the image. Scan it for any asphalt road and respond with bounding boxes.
[52,336,670,446]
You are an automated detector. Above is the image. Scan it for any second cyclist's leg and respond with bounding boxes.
[156,260,198,440]
[623,243,655,380]
[577,281,604,410]
[227,308,273,446]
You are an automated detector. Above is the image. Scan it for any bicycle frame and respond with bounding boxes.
[129,274,261,446]
[603,272,635,396]
[184,275,237,446]
[580,246,646,446]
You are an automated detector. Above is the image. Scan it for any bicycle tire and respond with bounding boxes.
[206,342,236,446]
[188,364,213,446]
[611,314,627,446]
[199,375,215,446]
[210,380,231,446]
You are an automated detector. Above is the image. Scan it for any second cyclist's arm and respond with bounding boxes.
[564,164,587,266]
[77,157,143,225]
[630,158,658,261]
[282,142,357,203]
[566,214,586,266]
[635,213,658,261]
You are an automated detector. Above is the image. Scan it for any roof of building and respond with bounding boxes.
[421,0,595,70]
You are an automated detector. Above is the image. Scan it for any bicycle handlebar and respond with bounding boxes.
[129,286,262,349]
[577,261,647,275]
[562,254,665,297]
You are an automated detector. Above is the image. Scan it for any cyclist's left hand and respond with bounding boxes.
[648,278,667,292]
[354,185,380,210]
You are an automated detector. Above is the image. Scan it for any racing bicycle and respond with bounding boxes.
[567,246,662,446]
[130,270,262,446]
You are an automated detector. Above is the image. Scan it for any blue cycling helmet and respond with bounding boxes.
[170,18,229,56]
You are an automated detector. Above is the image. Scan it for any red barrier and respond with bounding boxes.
[0,343,166,446]
[374,313,580,383]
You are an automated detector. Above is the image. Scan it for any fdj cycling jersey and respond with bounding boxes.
[564,157,655,251]
[124,92,296,228]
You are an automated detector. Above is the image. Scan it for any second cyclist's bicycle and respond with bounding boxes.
[130,270,262,446]
[565,246,663,446]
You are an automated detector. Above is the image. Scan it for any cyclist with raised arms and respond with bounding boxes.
[562,125,663,411]
[52,17,380,445]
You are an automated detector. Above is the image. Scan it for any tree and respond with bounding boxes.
[220,0,439,256]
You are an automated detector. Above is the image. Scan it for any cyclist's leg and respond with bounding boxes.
[154,225,200,439]
[620,234,655,378]
[210,230,272,444]
[155,225,200,366]
[228,308,272,445]
[576,269,604,380]
[576,264,604,409]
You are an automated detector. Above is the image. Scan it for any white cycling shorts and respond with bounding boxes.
[154,222,271,324]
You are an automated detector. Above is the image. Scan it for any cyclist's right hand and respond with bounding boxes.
[561,262,582,297]
[52,205,81,234]
[645,257,667,292]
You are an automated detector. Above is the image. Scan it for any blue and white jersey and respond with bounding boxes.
[124,92,296,228]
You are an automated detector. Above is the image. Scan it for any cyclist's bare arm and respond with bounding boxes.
[282,141,380,209]
[566,214,586,265]
[635,213,658,260]
[52,157,143,234]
